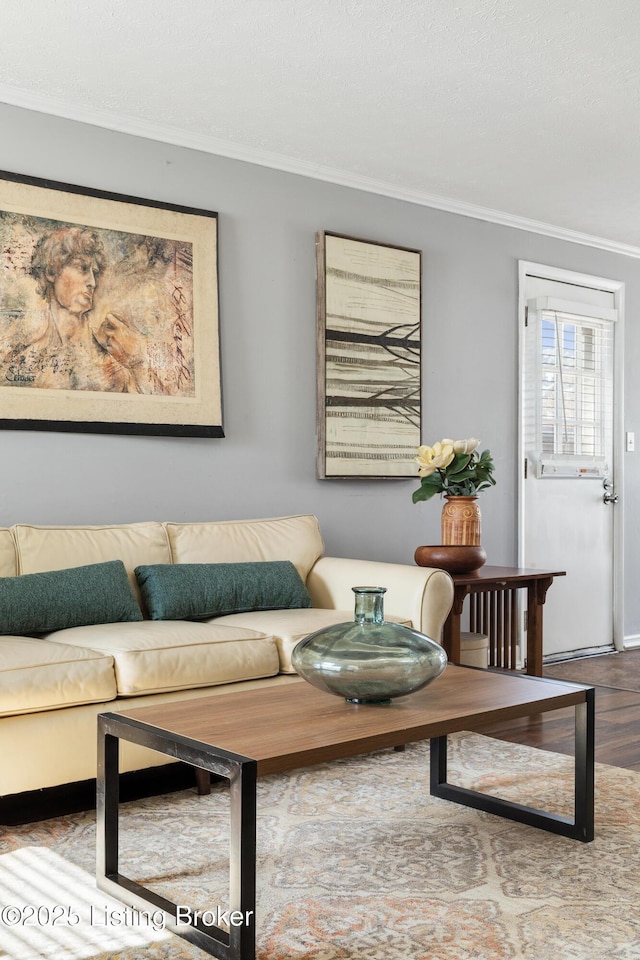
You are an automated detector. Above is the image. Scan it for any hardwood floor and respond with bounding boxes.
[544,648,640,690]
[481,650,640,772]
[480,680,640,773]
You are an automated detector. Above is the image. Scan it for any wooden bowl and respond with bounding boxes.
[414,544,487,574]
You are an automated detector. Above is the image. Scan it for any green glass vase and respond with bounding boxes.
[291,586,447,704]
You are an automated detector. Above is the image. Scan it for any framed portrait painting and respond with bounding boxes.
[316,231,421,478]
[0,170,222,436]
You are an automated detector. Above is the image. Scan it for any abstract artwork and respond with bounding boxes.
[316,231,421,478]
[0,170,221,436]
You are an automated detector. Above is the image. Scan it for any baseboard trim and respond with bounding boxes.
[623,635,640,650]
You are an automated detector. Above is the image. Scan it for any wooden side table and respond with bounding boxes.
[442,566,566,676]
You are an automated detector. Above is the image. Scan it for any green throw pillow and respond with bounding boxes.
[134,560,312,621]
[0,560,142,635]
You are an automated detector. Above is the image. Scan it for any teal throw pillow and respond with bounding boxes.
[134,560,312,621]
[0,560,142,635]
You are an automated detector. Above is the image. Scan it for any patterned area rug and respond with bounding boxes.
[1,731,640,960]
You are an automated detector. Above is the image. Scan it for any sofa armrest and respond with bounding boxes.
[305,556,454,643]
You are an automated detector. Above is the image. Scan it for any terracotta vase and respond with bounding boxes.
[441,495,482,546]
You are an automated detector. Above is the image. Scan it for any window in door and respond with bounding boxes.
[525,298,615,479]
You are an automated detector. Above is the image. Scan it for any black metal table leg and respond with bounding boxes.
[96,726,120,880]
[429,689,595,842]
[573,688,595,842]
[96,713,257,960]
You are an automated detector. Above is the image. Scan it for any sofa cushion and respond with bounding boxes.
[0,528,17,577]
[12,521,171,601]
[135,560,312,621]
[44,621,280,696]
[0,636,117,717]
[0,560,143,636]
[212,608,413,673]
[164,515,324,582]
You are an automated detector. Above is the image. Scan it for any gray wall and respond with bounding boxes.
[2,103,640,638]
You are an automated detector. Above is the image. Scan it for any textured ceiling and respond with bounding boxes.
[1,0,640,253]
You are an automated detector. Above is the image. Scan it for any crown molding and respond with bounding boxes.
[3,85,640,260]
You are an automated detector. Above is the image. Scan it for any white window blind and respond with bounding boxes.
[525,297,616,478]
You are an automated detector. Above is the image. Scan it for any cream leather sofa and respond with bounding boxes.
[0,514,454,798]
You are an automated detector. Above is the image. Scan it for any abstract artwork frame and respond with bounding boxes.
[316,231,421,478]
[0,170,222,437]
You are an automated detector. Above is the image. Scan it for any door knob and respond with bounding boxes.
[603,492,619,504]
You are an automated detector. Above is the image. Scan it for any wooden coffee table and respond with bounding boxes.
[97,666,594,960]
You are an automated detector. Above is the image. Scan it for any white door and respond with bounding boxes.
[519,263,624,660]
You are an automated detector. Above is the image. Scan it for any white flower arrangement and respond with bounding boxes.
[412,438,496,503]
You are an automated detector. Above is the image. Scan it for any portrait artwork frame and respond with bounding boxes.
[0,170,222,437]
[316,231,422,478]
